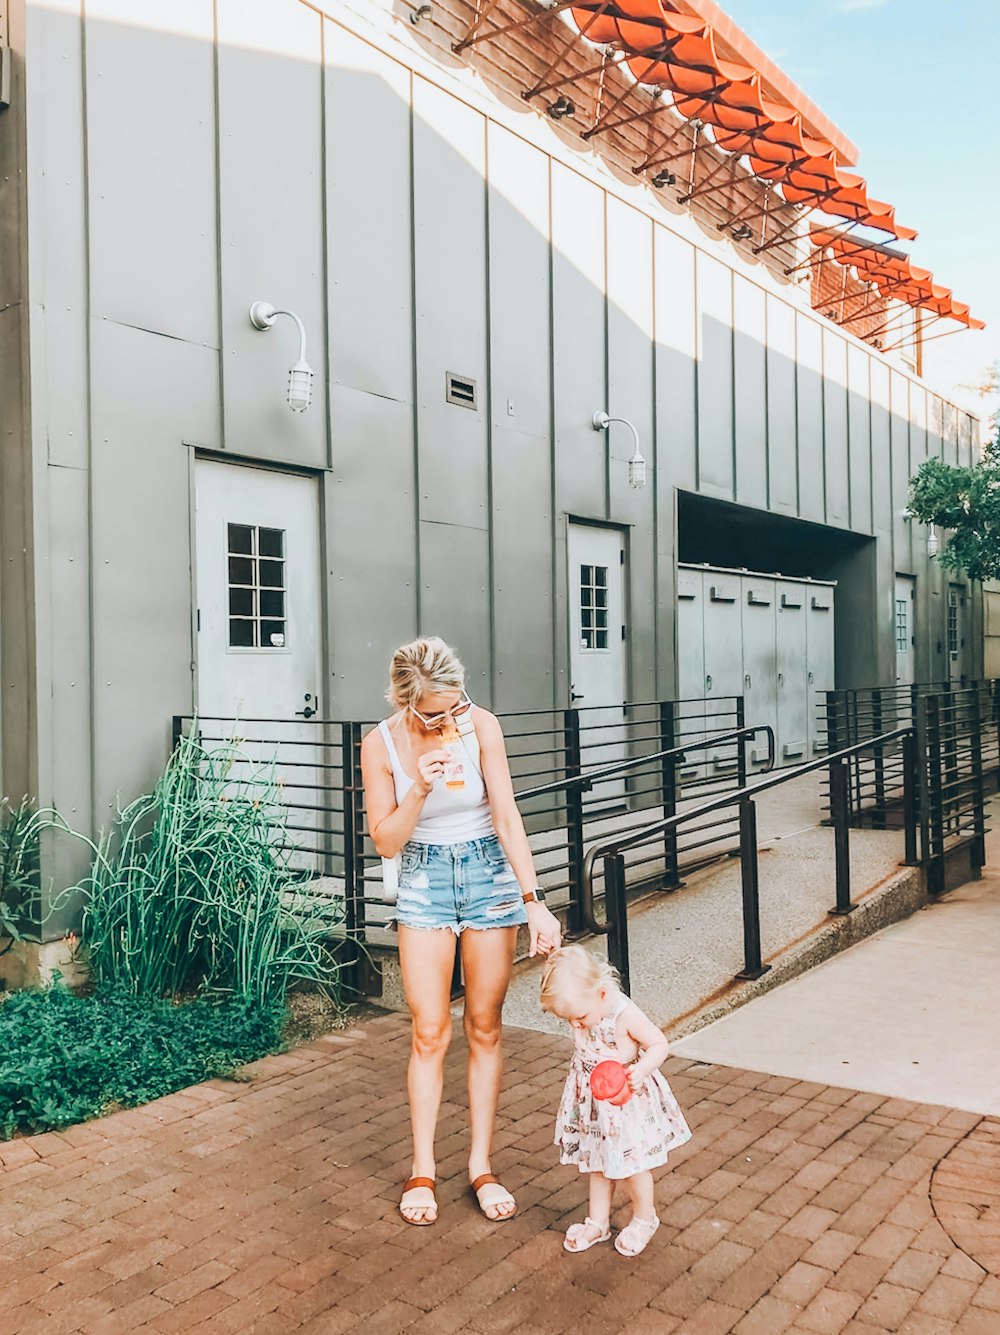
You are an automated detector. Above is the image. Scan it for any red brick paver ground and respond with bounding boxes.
[1,1013,998,1334]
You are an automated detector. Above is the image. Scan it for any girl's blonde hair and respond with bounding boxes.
[540,945,619,1013]
[386,636,466,710]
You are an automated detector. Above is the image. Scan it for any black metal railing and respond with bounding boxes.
[581,727,922,994]
[174,696,760,985]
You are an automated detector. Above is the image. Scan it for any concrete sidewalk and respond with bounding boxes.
[2,1011,999,1334]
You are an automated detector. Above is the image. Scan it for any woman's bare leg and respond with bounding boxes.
[460,925,518,1219]
[398,925,458,1222]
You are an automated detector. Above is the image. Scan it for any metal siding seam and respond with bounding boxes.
[602,189,610,521]
[692,246,700,493]
[547,155,559,710]
[484,120,495,707]
[80,0,99,837]
[407,67,421,630]
[763,287,771,510]
[211,0,224,448]
[729,265,736,502]
[317,19,332,712]
[650,214,658,691]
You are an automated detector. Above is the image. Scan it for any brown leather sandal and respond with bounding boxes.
[399,1176,438,1226]
[470,1172,517,1221]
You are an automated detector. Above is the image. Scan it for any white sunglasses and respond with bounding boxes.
[409,691,473,730]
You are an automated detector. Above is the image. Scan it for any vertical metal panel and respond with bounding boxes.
[418,522,491,699]
[217,0,326,467]
[654,225,696,492]
[944,401,959,466]
[959,413,973,468]
[86,0,217,347]
[927,392,945,461]
[889,371,912,567]
[325,23,412,404]
[805,585,835,753]
[870,359,891,538]
[90,321,219,821]
[676,567,704,700]
[822,328,849,526]
[413,78,488,530]
[741,576,777,767]
[847,344,872,532]
[26,0,88,469]
[488,124,553,710]
[795,313,823,521]
[766,295,796,515]
[703,573,742,773]
[326,387,418,716]
[776,583,808,761]
[607,197,654,701]
[695,253,734,498]
[552,162,606,518]
[733,276,766,510]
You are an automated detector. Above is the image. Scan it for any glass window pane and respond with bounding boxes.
[596,588,607,608]
[259,559,284,589]
[229,588,253,617]
[262,620,286,648]
[260,589,284,618]
[595,566,607,587]
[596,629,608,649]
[259,527,284,559]
[229,618,255,648]
[228,556,254,586]
[228,523,253,555]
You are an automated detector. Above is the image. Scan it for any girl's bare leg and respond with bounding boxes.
[626,1169,657,1222]
[460,925,519,1219]
[398,925,458,1223]
[565,1173,615,1250]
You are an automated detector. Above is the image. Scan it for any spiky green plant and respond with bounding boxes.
[0,798,40,957]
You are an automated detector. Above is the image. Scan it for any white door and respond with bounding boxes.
[703,574,744,775]
[676,568,707,781]
[196,460,323,867]
[776,583,808,763]
[567,523,626,791]
[894,575,916,687]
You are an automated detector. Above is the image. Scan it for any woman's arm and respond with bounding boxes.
[475,709,562,955]
[360,727,446,858]
[621,1003,671,1090]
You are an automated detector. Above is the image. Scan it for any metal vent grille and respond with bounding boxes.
[445,372,477,409]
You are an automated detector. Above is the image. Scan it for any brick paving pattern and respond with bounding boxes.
[1,1012,999,1334]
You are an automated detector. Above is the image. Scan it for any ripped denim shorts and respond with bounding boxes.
[395,835,529,935]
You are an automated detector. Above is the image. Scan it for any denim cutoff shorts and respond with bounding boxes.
[395,835,529,934]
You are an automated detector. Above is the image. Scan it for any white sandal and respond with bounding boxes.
[563,1217,612,1253]
[615,1215,660,1256]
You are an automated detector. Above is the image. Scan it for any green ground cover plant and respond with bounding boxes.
[0,728,347,1138]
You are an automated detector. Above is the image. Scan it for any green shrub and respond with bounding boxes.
[48,727,345,1009]
[1,798,40,956]
[0,986,283,1138]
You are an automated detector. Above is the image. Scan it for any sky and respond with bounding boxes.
[716,0,999,430]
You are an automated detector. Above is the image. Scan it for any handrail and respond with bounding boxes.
[581,725,913,936]
[516,724,774,802]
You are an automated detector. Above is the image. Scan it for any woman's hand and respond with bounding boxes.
[526,901,562,957]
[414,746,450,796]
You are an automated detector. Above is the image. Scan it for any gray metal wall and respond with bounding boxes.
[4,0,981,890]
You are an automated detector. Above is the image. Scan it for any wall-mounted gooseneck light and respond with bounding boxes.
[249,301,314,412]
[593,411,647,489]
[902,507,939,558]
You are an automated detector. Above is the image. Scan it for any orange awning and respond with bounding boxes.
[566,1,917,239]
[811,227,985,329]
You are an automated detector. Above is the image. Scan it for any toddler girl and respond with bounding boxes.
[541,946,692,1256]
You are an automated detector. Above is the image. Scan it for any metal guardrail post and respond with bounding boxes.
[902,730,919,866]
[971,686,986,871]
[924,694,945,895]
[735,695,748,790]
[563,709,585,935]
[659,701,681,890]
[171,715,183,751]
[872,688,886,829]
[736,797,769,980]
[604,853,631,995]
[828,757,854,915]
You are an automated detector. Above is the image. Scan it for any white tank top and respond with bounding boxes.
[378,714,496,845]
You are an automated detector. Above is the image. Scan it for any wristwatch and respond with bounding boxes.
[521,886,546,905]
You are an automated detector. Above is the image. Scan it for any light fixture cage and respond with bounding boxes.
[288,360,314,413]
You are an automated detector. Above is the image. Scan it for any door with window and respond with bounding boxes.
[196,460,323,868]
[895,575,916,686]
[567,523,627,795]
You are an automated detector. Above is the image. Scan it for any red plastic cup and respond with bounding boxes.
[590,1060,633,1106]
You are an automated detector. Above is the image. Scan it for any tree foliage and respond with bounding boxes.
[907,430,1000,583]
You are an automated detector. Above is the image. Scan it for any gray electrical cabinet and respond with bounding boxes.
[678,563,836,769]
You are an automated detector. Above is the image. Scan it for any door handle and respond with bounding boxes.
[706,674,713,691]
[778,672,784,686]
[744,672,751,688]
[570,691,585,701]
[295,692,317,719]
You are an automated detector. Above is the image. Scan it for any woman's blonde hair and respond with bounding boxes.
[540,945,619,1013]
[386,636,466,710]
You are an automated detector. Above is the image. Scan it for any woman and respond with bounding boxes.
[361,636,562,1226]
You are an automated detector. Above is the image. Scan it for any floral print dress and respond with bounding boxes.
[554,993,692,1180]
